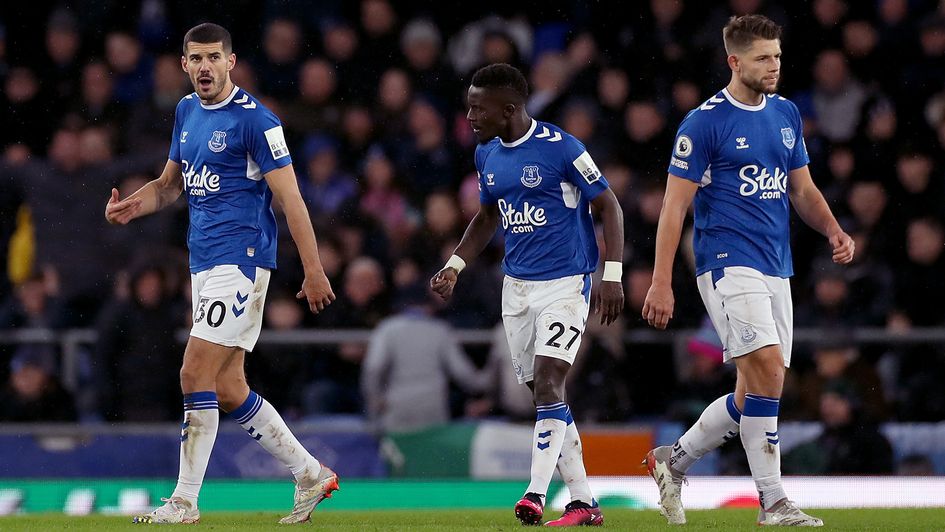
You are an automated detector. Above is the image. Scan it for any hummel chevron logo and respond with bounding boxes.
[534,126,562,142]
[538,430,552,439]
[700,95,725,110]
[232,304,246,317]
[236,291,249,304]
[234,94,256,109]
[537,441,550,450]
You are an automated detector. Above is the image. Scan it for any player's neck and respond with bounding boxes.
[202,79,236,106]
[725,80,764,107]
[502,114,534,144]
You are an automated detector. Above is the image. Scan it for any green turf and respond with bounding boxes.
[0,508,943,531]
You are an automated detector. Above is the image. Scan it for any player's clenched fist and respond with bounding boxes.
[642,283,674,330]
[430,267,458,301]
[104,188,142,225]
[298,272,335,313]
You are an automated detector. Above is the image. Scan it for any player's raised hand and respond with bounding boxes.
[596,281,624,326]
[104,188,143,225]
[829,230,855,265]
[430,267,458,301]
[298,270,335,313]
[642,283,674,330]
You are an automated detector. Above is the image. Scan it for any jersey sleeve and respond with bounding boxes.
[788,103,811,170]
[559,135,609,200]
[667,110,713,183]
[475,144,496,205]
[168,98,187,163]
[245,107,293,174]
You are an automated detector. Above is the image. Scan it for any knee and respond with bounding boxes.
[215,377,249,412]
[179,365,203,393]
[532,376,565,405]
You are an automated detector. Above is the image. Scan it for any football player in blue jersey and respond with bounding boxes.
[104,23,338,524]
[641,15,854,527]
[431,63,624,527]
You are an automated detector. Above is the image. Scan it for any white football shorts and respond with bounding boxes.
[502,273,591,384]
[190,264,271,351]
[696,266,793,367]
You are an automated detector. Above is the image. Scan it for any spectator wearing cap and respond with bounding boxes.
[400,18,459,100]
[667,317,735,424]
[0,344,76,421]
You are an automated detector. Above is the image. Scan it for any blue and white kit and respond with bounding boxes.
[476,119,609,380]
[170,85,290,350]
[668,88,810,364]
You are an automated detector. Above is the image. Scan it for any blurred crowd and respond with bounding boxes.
[1,0,945,464]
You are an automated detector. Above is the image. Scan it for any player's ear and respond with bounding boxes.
[227,53,236,72]
[727,53,740,73]
[180,55,188,73]
[503,103,517,119]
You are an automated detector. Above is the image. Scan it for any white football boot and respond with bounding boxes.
[132,496,199,524]
[758,499,824,527]
[278,465,340,524]
[643,446,687,525]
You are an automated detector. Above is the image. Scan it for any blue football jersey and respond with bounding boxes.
[477,119,609,280]
[169,86,292,273]
[667,89,809,278]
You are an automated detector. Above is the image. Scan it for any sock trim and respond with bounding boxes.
[725,393,742,423]
[232,391,263,424]
[743,394,779,417]
[536,403,569,422]
[183,391,218,411]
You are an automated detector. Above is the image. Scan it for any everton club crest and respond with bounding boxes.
[780,127,796,149]
[208,130,227,153]
[521,165,542,188]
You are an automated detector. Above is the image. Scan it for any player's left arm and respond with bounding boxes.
[264,164,336,313]
[788,165,855,264]
[591,189,625,326]
[563,138,625,325]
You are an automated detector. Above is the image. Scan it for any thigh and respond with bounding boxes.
[768,275,794,368]
[191,265,271,351]
[702,267,782,363]
[502,276,536,384]
[533,275,590,366]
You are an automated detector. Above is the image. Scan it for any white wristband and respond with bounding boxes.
[445,254,466,274]
[602,261,623,282]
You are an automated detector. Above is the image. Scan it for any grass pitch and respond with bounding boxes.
[0,508,943,530]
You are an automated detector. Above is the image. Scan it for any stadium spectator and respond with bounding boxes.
[104,30,153,105]
[0,344,76,422]
[94,263,184,421]
[281,58,342,141]
[783,378,894,474]
[361,285,488,432]
[255,18,305,98]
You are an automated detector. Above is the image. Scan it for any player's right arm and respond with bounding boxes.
[643,176,698,329]
[430,202,499,301]
[104,159,183,225]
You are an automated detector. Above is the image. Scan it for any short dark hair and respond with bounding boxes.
[183,23,232,54]
[470,63,529,101]
[723,15,782,55]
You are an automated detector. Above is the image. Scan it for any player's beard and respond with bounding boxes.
[744,73,779,95]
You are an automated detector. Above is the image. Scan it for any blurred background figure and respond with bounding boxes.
[361,285,488,433]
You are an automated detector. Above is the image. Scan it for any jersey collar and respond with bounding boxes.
[500,118,537,148]
[721,88,766,112]
[199,85,240,110]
